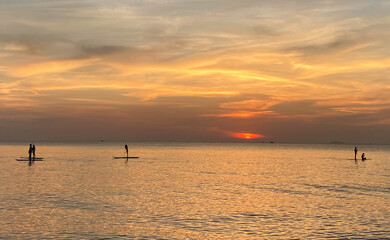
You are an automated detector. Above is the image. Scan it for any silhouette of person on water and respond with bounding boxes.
[125,144,128,158]
[32,144,36,158]
[28,144,33,160]
[361,153,366,160]
[354,147,358,160]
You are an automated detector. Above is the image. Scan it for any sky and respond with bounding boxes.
[0,0,389,143]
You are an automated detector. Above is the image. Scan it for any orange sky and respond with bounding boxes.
[0,1,389,143]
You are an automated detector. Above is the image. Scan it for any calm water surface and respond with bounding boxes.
[0,142,389,239]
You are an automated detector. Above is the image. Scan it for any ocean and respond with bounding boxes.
[0,142,389,239]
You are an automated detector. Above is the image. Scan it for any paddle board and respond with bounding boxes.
[19,157,44,160]
[114,157,139,159]
[16,159,44,161]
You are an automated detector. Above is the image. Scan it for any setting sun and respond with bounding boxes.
[232,132,264,139]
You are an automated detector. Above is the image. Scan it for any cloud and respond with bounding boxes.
[220,99,278,110]
[7,58,99,77]
[0,0,389,143]
[79,45,129,57]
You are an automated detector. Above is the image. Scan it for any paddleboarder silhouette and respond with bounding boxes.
[125,144,128,158]
[354,147,358,161]
[28,144,33,160]
[32,144,36,158]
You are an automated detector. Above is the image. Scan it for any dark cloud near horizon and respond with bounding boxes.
[2,103,390,143]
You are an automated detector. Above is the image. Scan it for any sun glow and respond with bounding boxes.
[232,132,263,139]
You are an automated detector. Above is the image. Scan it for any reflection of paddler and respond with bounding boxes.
[361,153,366,160]
[125,144,128,158]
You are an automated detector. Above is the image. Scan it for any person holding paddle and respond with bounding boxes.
[28,144,33,160]
[32,144,36,158]
[354,147,358,161]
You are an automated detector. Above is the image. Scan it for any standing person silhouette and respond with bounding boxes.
[32,144,36,158]
[125,144,128,158]
[28,144,33,160]
[354,147,358,161]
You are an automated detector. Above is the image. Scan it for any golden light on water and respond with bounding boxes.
[2,143,389,238]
